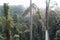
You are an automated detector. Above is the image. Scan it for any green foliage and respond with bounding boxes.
[0,3,60,40]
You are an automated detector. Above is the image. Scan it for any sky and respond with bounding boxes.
[0,0,60,8]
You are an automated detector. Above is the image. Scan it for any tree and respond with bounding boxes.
[3,3,15,40]
[22,4,45,40]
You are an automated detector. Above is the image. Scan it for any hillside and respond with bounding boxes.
[0,5,25,16]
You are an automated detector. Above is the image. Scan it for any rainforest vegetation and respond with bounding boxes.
[0,3,60,40]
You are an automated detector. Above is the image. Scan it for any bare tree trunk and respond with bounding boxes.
[45,0,50,30]
[45,0,50,40]
[30,0,33,40]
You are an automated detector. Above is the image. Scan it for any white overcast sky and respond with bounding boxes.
[0,0,60,8]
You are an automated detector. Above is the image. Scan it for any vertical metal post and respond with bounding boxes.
[30,0,32,40]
